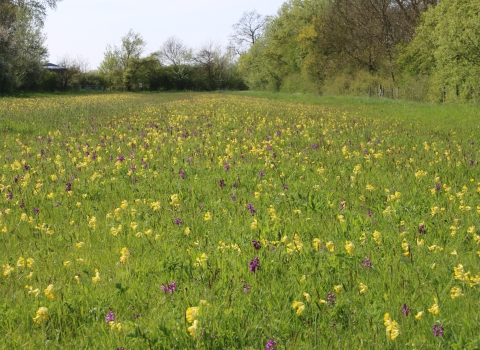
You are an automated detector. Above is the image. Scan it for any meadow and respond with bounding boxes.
[0,92,479,349]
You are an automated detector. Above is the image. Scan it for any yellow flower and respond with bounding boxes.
[26,258,34,268]
[204,211,212,221]
[303,292,311,302]
[33,307,49,324]
[187,319,199,338]
[75,242,85,248]
[292,301,305,315]
[119,247,130,264]
[325,241,335,252]
[384,313,400,340]
[345,241,354,255]
[121,200,128,210]
[300,275,306,283]
[428,297,440,314]
[451,287,463,299]
[415,311,424,320]
[185,227,191,235]
[44,284,56,300]
[334,285,343,293]
[17,257,25,268]
[337,215,345,224]
[373,231,382,245]
[359,283,368,294]
[366,184,375,191]
[170,194,180,208]
[92,269,100,284]
[2,263,14,276]
[250,219,258,230]
[313,238,321,251]
[186,307,199,323]
[454,264,470,281]
[63,261,71,267]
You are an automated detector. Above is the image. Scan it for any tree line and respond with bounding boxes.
[1,0,479,102]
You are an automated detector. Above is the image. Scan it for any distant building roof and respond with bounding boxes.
[43,63,66,72]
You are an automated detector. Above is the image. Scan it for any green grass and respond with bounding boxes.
[0,92,479,349]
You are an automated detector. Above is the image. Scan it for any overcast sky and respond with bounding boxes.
[44,0,286,70]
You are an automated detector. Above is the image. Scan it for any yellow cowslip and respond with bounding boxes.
[451,286,463,299]
[359,283,368,294]
[292,301,305,315]
[44,284,56,300]
[428,297,440,314]
[186,307,199,323]
[33,307,49,324]
[345,241,354,255]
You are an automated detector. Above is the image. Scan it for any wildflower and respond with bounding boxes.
[366,184,375,191]
[337,215,345,224]
[119,247,130,264]
[454,264,471,281]
[204,211,212,221]
[363,258,373,270]
[384,313,400,340]
[451,286,463,299]
[187,319,199,338]
[92,269,100,284]
[334,285,343,293]
[415,311,424,320]
[230,193,237,202]
[327,292,337,307]
[265,339,278,350]
[300,275,306,283]
[247,203,256,216]
[250,219,258,230]
[401,303,411,316]
[44,284,56,300]
[345,241,354,255]
[249,257,260,273]
[161,281,176,293]
[303,292,311,302]
[428,297,440,314]
[313,238,321,251]
[292,301,305,315]
[88,216,96,230]
[170,194,180,208]
[373,230,382,245]
[174,218,182,225]
[252,240,261,250]
[432,324,444,337]
[17,257,25,268]
[32,307,49,324]
[243,284,251,292]
[325,241,335,252]
[185,227,191,235]
[186,307,199,323]
[359,283,368,294]
[105,311,115,323]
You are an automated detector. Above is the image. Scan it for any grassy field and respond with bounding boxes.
[0,92,479,349]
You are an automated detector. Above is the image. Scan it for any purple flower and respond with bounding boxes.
[327,292,337,307]
[178,169,185,179]
[231,194,237,202]
[366,210,372,217]
[174,218,182,225]
[258,170,265,179]
[265,339,277,350]
[363,258,373,270]
[432,324,444,337]
[283,183,289,190]
[247,203,256,216]
[65,182,71,192]
[133,313,142,319]
[243,284,251,292]
[232,182,237,188]
[219,179,225,188]
[33,207,39,214]
[6,192,12,200]
[224,162,230,171]
[340,199,346,210]
[132,177,138,183]
[401,303,411,316]
[252,240,261,250]
[161,281,177,293]
[24,164,30,171]
[117,155,125,162]
[19,202,25,208]
[105,311,115,323]
[129,165,136,172]
[435,183,441,191]
[249,257,260,273]
[418,224,427,234]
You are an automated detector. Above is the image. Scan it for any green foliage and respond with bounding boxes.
[398,0,480,102]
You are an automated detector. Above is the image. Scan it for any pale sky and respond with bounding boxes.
[44,0,286,70]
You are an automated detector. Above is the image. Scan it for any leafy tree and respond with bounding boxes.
[398,0,480,101]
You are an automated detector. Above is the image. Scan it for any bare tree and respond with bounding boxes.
[157,36,192,67]
[194,41,228,90]
[56,54,80,90]
[229,10,266,55]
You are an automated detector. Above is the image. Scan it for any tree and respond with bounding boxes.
[397,0,480,101]
[229,10,267,55]
[193,41,230,90]
[0,0,61,92]
[98,30,146,90]
[156,36,192,82]
[56,55,81,90]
